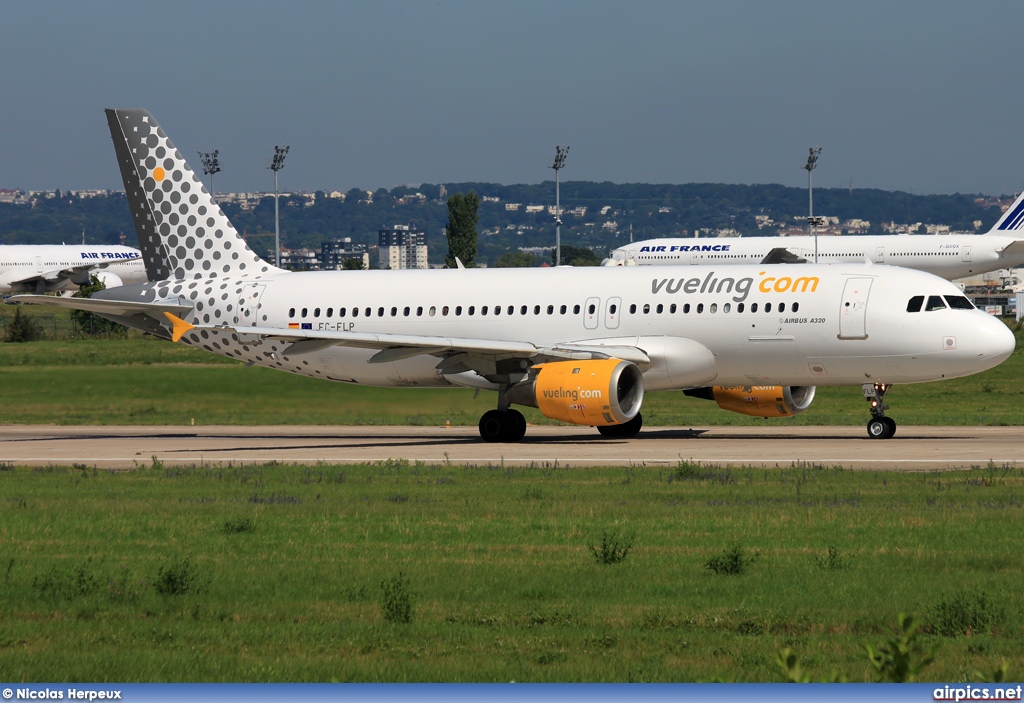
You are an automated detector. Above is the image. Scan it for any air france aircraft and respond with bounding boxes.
[0,244,146,294]
[604,199,1024,280]
[9,109,1016,441]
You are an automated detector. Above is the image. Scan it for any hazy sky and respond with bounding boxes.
[2,1,1022,195]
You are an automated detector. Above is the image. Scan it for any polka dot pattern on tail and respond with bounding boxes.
[105,108,284,282]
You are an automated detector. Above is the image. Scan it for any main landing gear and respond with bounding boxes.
[479,408,527,443]
[863,382,896,439]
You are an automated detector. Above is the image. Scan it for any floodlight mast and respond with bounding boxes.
[269,145,289,268]
[804,147,822,263]
[197,150,222,202]
[551,145,569,266]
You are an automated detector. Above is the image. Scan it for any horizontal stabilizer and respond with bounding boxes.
[7,294,192,319]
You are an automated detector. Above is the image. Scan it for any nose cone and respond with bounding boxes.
[976,315,1016,366]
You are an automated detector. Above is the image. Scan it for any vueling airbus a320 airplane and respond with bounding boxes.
[9,109,1016,441]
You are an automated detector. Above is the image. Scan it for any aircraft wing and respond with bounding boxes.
[760,247,807,264]
[170,319,652,368]
[2,260,135,292]
[3,268,89,289]
[7,294,193,319]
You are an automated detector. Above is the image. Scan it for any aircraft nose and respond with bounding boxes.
[976,315,1016,364]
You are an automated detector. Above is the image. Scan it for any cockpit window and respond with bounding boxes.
[906,295,923,313]
[944,295,974,310]
[925,295,947,311]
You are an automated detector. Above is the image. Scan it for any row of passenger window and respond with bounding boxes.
[906,295,974,313]
[287,300,800,319]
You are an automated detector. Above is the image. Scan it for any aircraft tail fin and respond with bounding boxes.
[986,190,1024,236]
[104,108,284,281]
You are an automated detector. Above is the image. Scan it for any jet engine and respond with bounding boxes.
[92,271,124,289]
[505,359,644,426]
[684,385,816,418]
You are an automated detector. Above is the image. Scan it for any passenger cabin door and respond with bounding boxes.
[604,296,621,330]
[583,296,601,330]
[838,277,872,340]
[962,245,972,263]
[35,256,43,273]
[875,247,885,263]
[235,283,268,327]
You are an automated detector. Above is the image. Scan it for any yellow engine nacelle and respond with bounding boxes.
[685,385,816,418]
[505,359,644,426]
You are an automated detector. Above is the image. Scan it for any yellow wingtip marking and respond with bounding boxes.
[163,312,195,343]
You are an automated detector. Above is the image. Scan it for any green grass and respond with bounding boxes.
[0,461,1021,681]
[0,320,1021,425]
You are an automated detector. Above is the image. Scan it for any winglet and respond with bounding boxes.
[163,312,195,342]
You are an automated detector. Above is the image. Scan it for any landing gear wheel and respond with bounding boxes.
[479,410,507,443]
[478,409,527,443]
[867,417,896,439]
[882,417,897,439]
[506,409,527,443]
[597,412,643,439]
[867,418,888,439]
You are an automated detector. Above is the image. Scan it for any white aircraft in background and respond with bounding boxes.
[10,109,1016,441]
[0,244,146,294]
[603,196,1024,280]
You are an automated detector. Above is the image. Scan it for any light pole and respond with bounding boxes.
[269,145,289,268]
[551,145,569,266]
[804,146,822,263]
[198,150,221,202]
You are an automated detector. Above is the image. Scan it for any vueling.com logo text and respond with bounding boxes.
[542,387,603,402]
[652,271,819,303]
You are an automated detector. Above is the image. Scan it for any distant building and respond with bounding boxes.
[280,247,319,271]
[321,237,369,270]
[378,225,428,269]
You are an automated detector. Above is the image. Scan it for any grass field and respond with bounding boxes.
[0,461,1021,682]
[0,317,1021,426]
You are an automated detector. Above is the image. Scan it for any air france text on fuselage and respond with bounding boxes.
[651,270,820,303]
[639,244,731,253]
[79,251,140,260]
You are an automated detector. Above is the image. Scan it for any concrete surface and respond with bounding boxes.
[1,424,1021,470]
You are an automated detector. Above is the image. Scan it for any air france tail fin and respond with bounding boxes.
[105,108,285,281]
[986,190,1024,236]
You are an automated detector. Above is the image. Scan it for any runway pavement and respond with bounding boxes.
[0,424,1021,470]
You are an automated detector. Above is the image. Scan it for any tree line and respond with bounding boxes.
[0,182,1005,267]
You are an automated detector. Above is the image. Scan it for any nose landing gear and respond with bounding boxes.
[863,383,896,439]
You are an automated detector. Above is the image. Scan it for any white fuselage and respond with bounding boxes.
[0,244,146,294]
[126,263,1014,391]
[607,233,1024,280]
